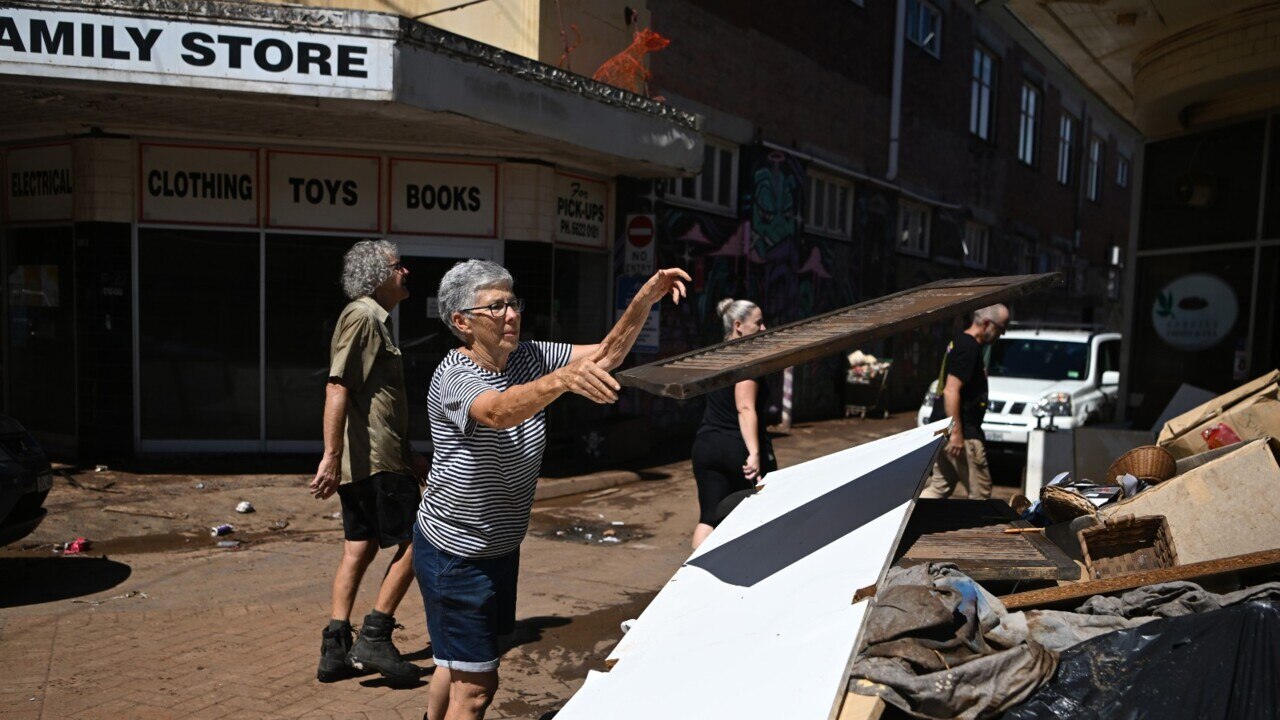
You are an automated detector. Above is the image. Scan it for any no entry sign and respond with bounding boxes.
[624,214,656,276]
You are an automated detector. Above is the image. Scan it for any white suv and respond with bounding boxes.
[916,328,1122,446]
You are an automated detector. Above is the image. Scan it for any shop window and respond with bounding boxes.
[969,46,997,141]
[1143,119,1264,250]
[1017,83,1040,166]
[664,141,738,213]
[264,235,353,441]
[963,222,989,269]
[138,228,260,440]
[897,201,931,256]
[806,173,853,238]
[4,226,76,439]
[1086,136,1104,202]
[906,0,942,58]
[1057,114,1075,185]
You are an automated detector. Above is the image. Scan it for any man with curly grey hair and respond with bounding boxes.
[311,239,431,687]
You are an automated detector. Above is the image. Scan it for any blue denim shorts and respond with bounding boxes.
[413,525,520,673]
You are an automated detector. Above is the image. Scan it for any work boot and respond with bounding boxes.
[348,610,419,687]
[316,620,359,683]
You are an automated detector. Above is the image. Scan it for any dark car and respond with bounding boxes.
[0,416,54,546]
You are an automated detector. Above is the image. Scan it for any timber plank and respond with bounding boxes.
[837,692,886,720]
[617,273,1060,399]
[999,548,1280,610]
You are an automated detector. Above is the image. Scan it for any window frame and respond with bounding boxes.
[1086,135,1104,202]
[663,139,740,214]
[969,45,997,141]
[896,200,931,257]
[906,0,942,59]
[1056,113,1075,186]
[962,221,989,269]
[1116,154,1130,188]
[1017,82,1041,167]
[805,172,854,239]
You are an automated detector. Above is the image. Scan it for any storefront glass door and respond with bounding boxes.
[4,226,77,446]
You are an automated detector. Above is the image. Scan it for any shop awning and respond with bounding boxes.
[0,0,703,177]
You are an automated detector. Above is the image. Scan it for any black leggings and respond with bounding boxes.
[692,431,776,526]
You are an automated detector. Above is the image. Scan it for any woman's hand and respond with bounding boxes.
[639,268,691,306]
[557,356,620,404]
[743,452,762,481]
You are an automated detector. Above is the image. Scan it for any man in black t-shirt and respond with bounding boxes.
[921,304,1009,499]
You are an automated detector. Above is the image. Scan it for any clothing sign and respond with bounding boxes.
[555,172,608,248]
[140,144,258,226]
[1151,273,1238,351]
[267,152,379,231]
[615,275,659,354]
[624,214,656,276]
[0,8,394,99]
[5,143,72,222]
[389,159,497,237]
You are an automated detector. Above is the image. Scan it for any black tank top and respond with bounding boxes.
[698,376,771,438]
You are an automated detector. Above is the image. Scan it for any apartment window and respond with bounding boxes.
[963,222,989,269]
[1086,136,1104,202]
[806,174,853,238]
[665,140,738,212]
[906,0,941,58]
[1056,114,1075,185]
[897,201,931,256]
[1017,83,1040,166]
[1116,155,1130,188]
[969,46,996,141]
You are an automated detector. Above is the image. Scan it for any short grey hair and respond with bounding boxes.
[341,240,399,300]
[717,298,760,340]
[973,304,1008,324]
[438,259,514,340]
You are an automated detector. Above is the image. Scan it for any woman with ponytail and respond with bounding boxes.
[689,298,777,549]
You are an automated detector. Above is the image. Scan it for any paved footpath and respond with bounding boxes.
[0,414,1002,720]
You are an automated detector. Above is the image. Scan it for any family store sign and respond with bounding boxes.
[0,7,393,98]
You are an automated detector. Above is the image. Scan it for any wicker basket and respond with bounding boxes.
[1078,514,1178,580]
[1105,445,1177,485]
[1040,485,1099,524]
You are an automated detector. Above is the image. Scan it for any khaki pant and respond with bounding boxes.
[921,438,993,500]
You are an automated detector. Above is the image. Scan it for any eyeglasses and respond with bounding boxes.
[987,318,1008,333]
[461,298,525,318]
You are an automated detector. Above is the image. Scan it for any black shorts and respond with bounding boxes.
[691,431,776,527]
[337,472,422,548]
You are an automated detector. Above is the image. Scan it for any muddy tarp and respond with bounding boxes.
[849,565,1280,720]
[1022,580,1280,652]
[848,564,1058,720]
[1004,601,1280,719]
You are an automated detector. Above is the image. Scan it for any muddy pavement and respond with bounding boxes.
[0,414,939,719]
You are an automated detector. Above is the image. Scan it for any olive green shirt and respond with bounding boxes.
[329,297,412,483]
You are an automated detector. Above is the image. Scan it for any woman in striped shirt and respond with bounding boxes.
[415,259,688,720]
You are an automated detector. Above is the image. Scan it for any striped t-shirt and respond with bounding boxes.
[417,340,573,558]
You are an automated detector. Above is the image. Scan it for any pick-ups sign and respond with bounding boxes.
[0,7,393,98]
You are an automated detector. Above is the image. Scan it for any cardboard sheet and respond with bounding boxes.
[1103,438,1280,564]
[554,421,947,720]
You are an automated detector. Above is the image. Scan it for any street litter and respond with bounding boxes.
[93,464,108,472]
[210,524,234,537]
[65,475,120,493]
[193,481,205,490]
[216,540,241,549]
[611,521,625,526]
[271,519,289,530]
[235,500,254,513]
[328,511,342,520]
[103,506,183,520]
[61,537,92,555]
[71,590,149,606]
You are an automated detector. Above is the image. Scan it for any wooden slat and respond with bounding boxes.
[837,692,886,720]
[618,273,1061,399]
[999,548,1280,610]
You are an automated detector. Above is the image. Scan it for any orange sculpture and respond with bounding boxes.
[592,27,670,98]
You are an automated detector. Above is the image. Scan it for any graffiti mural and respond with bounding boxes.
[614,146,861,427]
